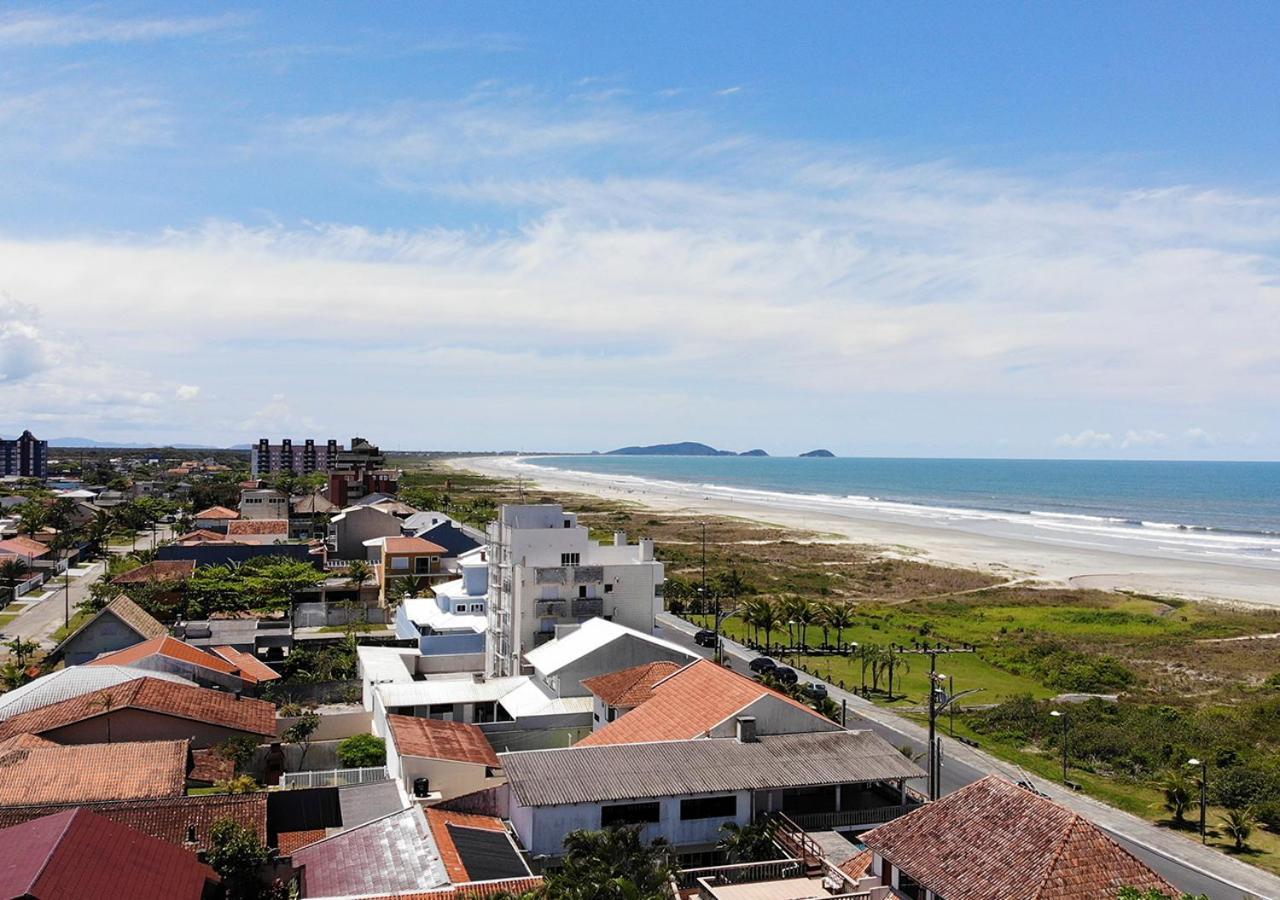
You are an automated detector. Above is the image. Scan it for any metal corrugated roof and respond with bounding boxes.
[501,731,925,807]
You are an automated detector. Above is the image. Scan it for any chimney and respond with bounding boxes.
[639,539,654,561]
[613,531,627,546]
[736,716,757,743]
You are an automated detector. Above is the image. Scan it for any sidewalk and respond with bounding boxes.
[658,612,1280,900]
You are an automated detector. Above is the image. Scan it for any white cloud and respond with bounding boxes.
[1054,430,1115,449]
[1120,429,1169,449]
[0,295,56,382]
[175,385,201,402]
[715,86,743,96]
[0,10,243,47]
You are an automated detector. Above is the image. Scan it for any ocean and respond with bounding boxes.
[523,456,1280,566]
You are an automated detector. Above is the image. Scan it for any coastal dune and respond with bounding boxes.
[455,456,1280,609]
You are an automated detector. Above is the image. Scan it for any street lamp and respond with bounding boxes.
[1049,710,1068,784]
[1187,757,1208,844]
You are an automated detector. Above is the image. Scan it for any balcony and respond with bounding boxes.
[785,800,924,831]
[573,599,603,617]
[536,601,567,617]
[534,567,566,585]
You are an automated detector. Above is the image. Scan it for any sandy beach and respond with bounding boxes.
[453,456,1280,609]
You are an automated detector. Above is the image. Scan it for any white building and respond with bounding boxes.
[238,489,289,521]
[485,505,664,677]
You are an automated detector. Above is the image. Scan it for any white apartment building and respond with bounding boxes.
[485,504,664,678]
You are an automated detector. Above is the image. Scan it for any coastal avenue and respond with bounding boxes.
[656,612,1279,900]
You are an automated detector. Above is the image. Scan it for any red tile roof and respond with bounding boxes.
[358,879,545,900]
[861,776,1180,900]
[110,559,196,584]
[174,528,232,544]
[0,793,267,853]
[0,536,50,559]
[0,738,188,805]
[577,659,833,746]
[0,808,218,899]
[188,748,236,784]
[838,850,873,880]
[383,536,448,555]
[210,645,282,682]
[194,505,239,519]
[278,828,327,855]
[89,635,249,678]
[387,714,499,766]
[227,518,289,535]
[581,660,683,709]
[423,809,511,883]
[0,677,278,740]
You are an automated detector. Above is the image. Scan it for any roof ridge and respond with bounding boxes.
[1029,812,1084,900]
[27,807,81,892]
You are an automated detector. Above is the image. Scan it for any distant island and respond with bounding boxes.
[607,442,738,456]
[739,449,769,457]
[799,449,835,457]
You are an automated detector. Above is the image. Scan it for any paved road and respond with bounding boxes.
[656,613,1278,900]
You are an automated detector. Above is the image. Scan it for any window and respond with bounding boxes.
[600,802,660,828]
[560,553,580,566]
[578,586,587,599]
[604,584,613,593]
[390,557,410,570]
[680,795,737,820]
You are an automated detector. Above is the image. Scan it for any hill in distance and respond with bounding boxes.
[605,442,770,457]
[799,448,836,457]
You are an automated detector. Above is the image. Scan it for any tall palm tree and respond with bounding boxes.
[815,600,836,649]
[825,601,855,651]
[779,595,806,648]
[796,599,817,651]
[759,599,783,650]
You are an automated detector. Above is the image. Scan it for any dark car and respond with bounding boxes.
[773,666,798,686]
[693,629,719,648]
[749,656,777,675]
[804,682,828,700]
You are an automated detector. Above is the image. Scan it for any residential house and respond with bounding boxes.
[87,635,280,694]
[238,488,290,520]
[394,556,488,659]
[175,618,294,662]
[226,518,290,545]
[0,666,194,721]
[329,504,402,561]
[414,521,484,571]
[580,660,683,728]
[0,808,219,899]
[0,793,267,856]
[386,714,506,804]
[367,535,449,599]
[0,535,51,567]
[109,560,195,615]
[577,657,841,746]
[486,505,664,677]
[0,430,47,478]
[859,775,1180,900]
[192,505,239,532]
[500,729,926,861]
[522,616,698,699]
[290,491,337,539]
[0,677,279,749]
[402,510,463,535]
[54,594,168,665]
[0,734,189,805]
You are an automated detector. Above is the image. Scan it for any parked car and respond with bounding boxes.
[773,666,798,686]
[804,682,828,700]
[694,629,719,648]
[749,656,777,675]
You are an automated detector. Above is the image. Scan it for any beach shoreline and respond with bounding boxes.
[450,455,1280,609]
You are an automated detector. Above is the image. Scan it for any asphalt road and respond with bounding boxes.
[655,613,1276,900]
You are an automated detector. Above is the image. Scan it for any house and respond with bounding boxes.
[238,488,290,520]
[522,616,698,699]
[192,505,239,531]
[0,733,189,805]
[385,714,505,804]
[226,518,290,544]
[501,729,926,860]
[486,505,664,677]
[366,535,450,596]
[0,666,194,721]
[581,660,683,727]
[0,793,267,855]
[172,528,235,545]
[860,776,1180,900]
[0,808,219,899]
[87,635,280,693]
[414,521,484,570]
[0,535,50,566]
[578,658,841,745]
[290,491,337,539]
[175,618,294,661]
[403,510,463,535]
[329,504,402,560]
[395,596,487,659]
[0,677,279,749]
[54,594,167,665]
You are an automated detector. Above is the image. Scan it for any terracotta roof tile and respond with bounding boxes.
[0,536,50,559]
[838,850,873,880]
[0,677,278,740]
[355,878,546,900]
[227,519,289,536]
[278,828,327,855]
[0,793,266,853]
[111,559,196,584]
[581,661,683,709]
[423,809,509,883]
[0,808,218,899]
[577,659,833,746]
[188,748,236,784]
[210,646,282,682]
[861,776,1180,900]
[174,529,232,544]
[89,635,246,678]
[384,537,449,555]
[194,506,239,519]
[0,738,188,805]
[387,714,499,766]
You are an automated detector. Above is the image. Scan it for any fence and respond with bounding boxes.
[293,602,389,628]
[280,766,390,789]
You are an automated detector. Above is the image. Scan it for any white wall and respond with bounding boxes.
[706,694,843,738]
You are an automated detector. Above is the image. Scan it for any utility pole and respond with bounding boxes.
[901,644,980,802]
[1050,710,1069,783]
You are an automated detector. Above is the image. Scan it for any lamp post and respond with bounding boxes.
[1049,710,1068,784]
[1188,757,1208,844]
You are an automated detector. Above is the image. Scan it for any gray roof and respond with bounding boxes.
[500,730,925,808]
[291,806,446,895]
[337,780,404,830]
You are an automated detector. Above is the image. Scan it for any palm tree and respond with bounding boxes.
[1221,807,1255,851]
[824,601,855,651]
[84,510,114,559]
[716,820,779,864]
[0,558,31,609]
[346,560,373,593]
[1161,770,1194,826]
[759,600,783,650]
[796,600,817,651]
[779,595,806,648]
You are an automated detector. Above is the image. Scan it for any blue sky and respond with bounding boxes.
[1,2,1278,457]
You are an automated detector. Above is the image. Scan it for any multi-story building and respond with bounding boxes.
[485,504,664,678]
[250,438,339,478]
[328,436,398,506]
[237,488,289,520]
[0,430,47,478]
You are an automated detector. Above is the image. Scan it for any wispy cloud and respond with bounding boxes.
[0,9,245,48]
